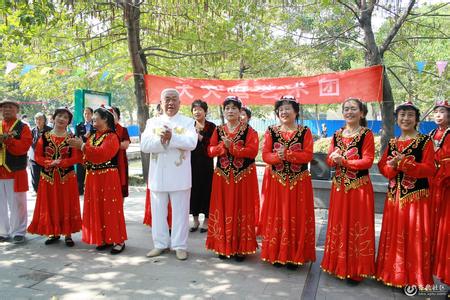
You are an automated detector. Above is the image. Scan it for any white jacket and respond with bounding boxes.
[141,113,197,192]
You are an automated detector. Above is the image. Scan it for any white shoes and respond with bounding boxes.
[146,248,168,257]
[146,248,188,260]
[175,249,188,260]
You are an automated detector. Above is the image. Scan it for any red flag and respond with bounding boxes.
[144,65,383,105]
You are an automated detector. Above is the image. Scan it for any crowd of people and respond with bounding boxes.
[0,89,448,292]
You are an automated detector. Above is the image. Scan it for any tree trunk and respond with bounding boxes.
[380,71,395,153]
[359,6,394,152]
[124,0,150,181]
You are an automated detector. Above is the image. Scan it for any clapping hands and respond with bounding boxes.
[160,125,172,145]
[387,151,405,168]
[330,148,344,165]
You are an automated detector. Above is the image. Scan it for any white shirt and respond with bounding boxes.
[140,113,197,192]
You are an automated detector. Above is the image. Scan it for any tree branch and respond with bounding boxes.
[337,0,361,22]
[379,0,416,55]
[141,47,226,59]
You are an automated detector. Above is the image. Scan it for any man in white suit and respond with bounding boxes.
[141,88,197,260]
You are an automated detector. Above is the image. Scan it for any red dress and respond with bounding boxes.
[259,125,316,265]
[27,132,82,236]
[82,130,127,245]
[321,128,376,279]
[206,123,259,256]
[431,127,450,285]
[115,123,130,198]
[376,135,435,288]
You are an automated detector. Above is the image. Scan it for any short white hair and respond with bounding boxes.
[160,88,180,101]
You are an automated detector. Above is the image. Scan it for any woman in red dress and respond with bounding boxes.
[321,98,375,284]
[430,100,450,286]
[206,96,259,261]
[28,107,81,247]
[112,106,130,198]
[68,106,127,255]
[376,101,435,289]
[259,96,316,269]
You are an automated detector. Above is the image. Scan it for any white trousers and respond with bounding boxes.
[150,189,190,250]
[0,179,28,237]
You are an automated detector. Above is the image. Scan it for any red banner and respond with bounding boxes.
[144,65,383,105]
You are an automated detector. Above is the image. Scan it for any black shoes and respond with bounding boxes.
[286,263,298,270]
[96,243,113,251]
[234,255,246,262]
[199,227,208,233]
[45,236,60,245]
[110,243,125,255]
[65,237,75,247]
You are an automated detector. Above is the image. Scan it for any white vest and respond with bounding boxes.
[140,113,197,192]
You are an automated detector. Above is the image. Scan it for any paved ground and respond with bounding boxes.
[0,188,447,300]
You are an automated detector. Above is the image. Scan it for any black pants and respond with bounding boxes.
[29,160,41,193]
[76,164,86,195]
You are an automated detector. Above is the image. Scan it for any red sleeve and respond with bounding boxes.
[285,128,313,164]
[398,140,436,178]
[58,148,82,168]
[262,130,282,165]
[342,131,375,170]
[207,128,226,157]
[378,146,399,179]
[436,135,450,181]
[229,127,259,159]
[34,137,51,168]
[326,137,337,167]
[84,133,120,164]
[5,124,32,155]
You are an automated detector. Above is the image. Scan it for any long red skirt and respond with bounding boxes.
[206,167,259,256]
[143,188,172,228]
[321,180,376,279]
[259,170,316,265]
[376,197,434,288]
[28,172,81,236]
[432,182,450,285]
[82,168,127,245]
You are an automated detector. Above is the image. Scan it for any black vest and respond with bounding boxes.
[387,134,430,206]
[4,120,28,171]
[332,128,371,192]
[40,132,75,184]
[268,125,309,189]
[215,123,255,183]
[85,131,118,171]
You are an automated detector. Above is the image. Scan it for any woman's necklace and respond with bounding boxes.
[51,129,67,137]
[343,126,361,137]
[195,120,205,132]
[399,132,418,141]
[227,122,240,132]
[281,124,297,132]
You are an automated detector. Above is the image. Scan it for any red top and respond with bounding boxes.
[0,118,32,192]
[208,124,259,160]
[34,134,81,168]
[84,130,120,164]
[262,128,313,165]
[378,138,435,180]
[432,127,450,181]
[326,131,375,170]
